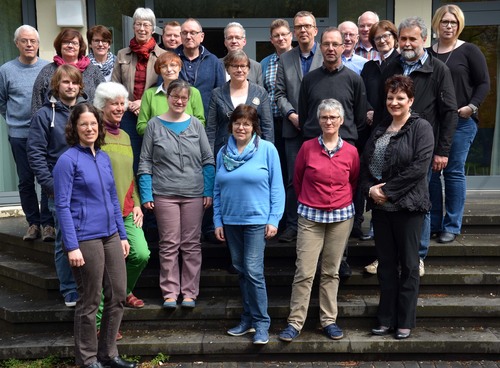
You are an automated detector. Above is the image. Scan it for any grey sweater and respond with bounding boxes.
[0,57,49,138]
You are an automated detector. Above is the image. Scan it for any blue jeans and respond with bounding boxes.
[284,136,304,230]
[419,165,432,260]
[430,117,477,235]
[8,136,52,226]
[224,224,270,331]
[48,198,77,297]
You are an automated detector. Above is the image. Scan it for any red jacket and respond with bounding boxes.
[294,138,359,211]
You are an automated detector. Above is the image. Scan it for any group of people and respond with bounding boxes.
[0,3,489,367]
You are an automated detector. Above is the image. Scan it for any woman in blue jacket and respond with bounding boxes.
[53,103,136,368]
[213,104,284,345]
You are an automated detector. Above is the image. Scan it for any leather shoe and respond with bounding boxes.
[371,326,391,336]
[82,362,104,368]
[102,356,137,368]
[438,232,456,243]
[395,329,411,339]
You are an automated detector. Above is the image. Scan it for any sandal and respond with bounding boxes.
[125,293,145,308]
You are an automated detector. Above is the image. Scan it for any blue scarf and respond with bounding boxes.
[222,134,260,171]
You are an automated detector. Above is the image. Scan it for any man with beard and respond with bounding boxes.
[376,16,458,275]
[28,65,87,308]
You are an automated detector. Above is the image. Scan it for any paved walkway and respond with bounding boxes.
[157,361,500,368]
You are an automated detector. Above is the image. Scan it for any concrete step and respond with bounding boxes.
[1,283,498,332]
[0,326,498,361]
[1,246,499,300]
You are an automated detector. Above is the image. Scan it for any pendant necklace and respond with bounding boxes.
[437,39,457,65]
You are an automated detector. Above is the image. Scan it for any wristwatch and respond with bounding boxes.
[468,103,478,115]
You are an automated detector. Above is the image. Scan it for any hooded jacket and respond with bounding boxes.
[27,92,88,195]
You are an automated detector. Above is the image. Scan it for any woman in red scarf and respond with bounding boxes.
[112,7,165,175]
[31,28,105,114]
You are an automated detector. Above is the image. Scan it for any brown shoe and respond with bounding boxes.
[23,224,41,241]
[42,225,55,242]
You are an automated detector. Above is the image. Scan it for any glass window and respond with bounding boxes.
[460,26,498,175]
[0,0,23,194]
[95,0,145,52]
[154,0,328,18]
[337,0,387,23]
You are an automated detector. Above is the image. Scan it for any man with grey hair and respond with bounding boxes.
[0,25,53,241]
[376,16,458,276]
[338,21,367,75]
[355,11,380,60]
[222,22,263,85]
[177,18,225,115]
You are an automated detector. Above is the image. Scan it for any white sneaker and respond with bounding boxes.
[419,258,425,277]
[364,259,378,274]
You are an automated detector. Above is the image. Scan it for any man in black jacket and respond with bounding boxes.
[374,16,458,275]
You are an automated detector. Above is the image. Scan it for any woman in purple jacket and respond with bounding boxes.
[53,103,136,368]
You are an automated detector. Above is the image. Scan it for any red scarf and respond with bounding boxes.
[53,55,90,72]
[129,37,156,100]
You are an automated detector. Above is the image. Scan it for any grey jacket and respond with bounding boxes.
[275,44,323,138]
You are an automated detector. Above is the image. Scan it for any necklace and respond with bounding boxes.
[437,39,457,65]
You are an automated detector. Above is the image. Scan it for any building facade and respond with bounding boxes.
[1,0,499,204]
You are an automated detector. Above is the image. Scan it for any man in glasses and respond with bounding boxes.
[275,10,323,245]
[377,16,458,276]
[261,18,293,209]
[0,25,53,242]
[177,18,225,115]
[338,21,367,75]
[222,22,263,86]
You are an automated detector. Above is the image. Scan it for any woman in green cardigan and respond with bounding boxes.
[137,51,205,135]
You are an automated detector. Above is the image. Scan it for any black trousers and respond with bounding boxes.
[372,209,423,329]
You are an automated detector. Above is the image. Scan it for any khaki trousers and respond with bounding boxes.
[287,215,352,331]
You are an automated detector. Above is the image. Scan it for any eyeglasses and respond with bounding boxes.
[92,39,109,45]
[229,64,249,70]
[78,122,98,129]
[232,121,253,129]
[440,20,459,28]
[321,42,344,48]
[62,41,80,47]
[17,38,39,45]
[374,32,393,43]
[181,30,202,37]
[319,115,341,123]
[342,33,358,39]
[225,36,244,41]
[294,24,316,31]
[272,32,291,39]
[160,63,180,71]
[169,94,189,103]
[134,22,152,29]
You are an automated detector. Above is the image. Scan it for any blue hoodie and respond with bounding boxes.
[27,92,88,195]
[53,145,127,252]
